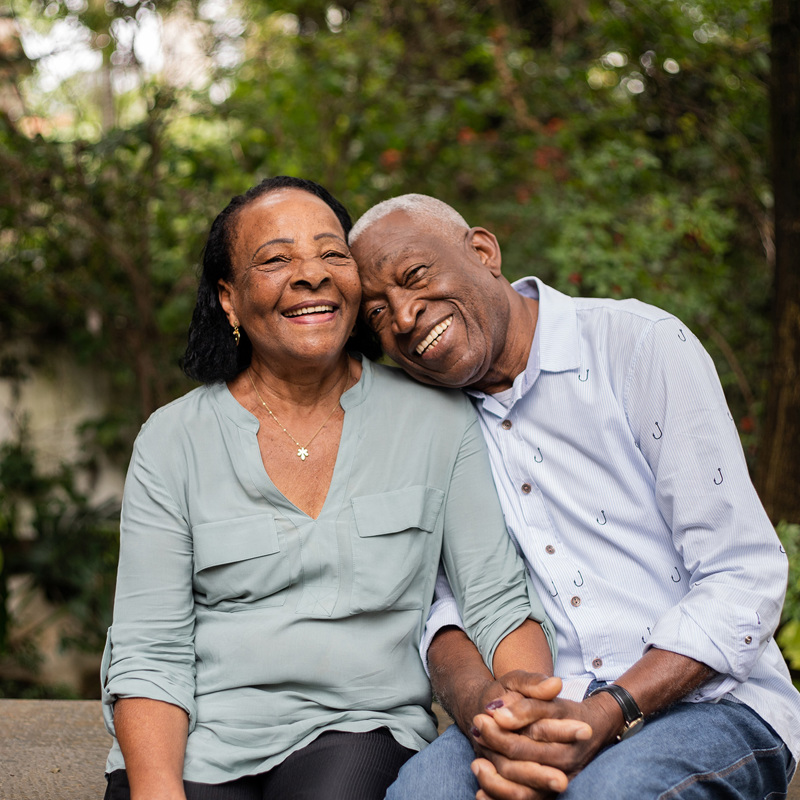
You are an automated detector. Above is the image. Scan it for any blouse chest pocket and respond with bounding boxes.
[350,485,445,613]
[192,513,295,609]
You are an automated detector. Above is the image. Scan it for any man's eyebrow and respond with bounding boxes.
[372,244,420,271]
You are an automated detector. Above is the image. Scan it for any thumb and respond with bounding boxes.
[500,673,563,701]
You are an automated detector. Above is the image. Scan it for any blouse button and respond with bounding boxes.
[502,419,512,430]
[521,483,532,494]
[744,635,752,645]
[592,657,603,669]
[545,545,555,555]
[571,596,581,607]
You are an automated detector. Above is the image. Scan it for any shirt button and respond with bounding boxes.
[545,545,555,555]
[592,657,603,669]
[571,596,581,607]
[521,483,532,494]
[501,419,512,430]
[744,635,752,644]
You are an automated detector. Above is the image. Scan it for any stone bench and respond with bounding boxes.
[0,700,449,799]
[1,699,796,799]
[0,700,109,799]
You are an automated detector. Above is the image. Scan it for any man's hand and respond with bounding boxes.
[469,671,617,800]
[471,649,717,800]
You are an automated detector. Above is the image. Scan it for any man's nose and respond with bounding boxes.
[391,295,423,335]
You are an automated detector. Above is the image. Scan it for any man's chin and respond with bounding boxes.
[400,359,478,390]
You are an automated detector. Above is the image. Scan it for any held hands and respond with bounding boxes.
[469,672,621,800]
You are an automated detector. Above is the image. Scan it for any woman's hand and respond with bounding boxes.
[469,671,602,800]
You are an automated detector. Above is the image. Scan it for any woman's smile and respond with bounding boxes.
[283,302,337,319]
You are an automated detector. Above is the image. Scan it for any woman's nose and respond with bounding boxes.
[292,257,331,288]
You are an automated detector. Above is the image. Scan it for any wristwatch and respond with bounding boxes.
[588,683,644,741]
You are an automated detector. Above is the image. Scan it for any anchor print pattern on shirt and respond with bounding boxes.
[452,289,785,707]
[520,327,738,669]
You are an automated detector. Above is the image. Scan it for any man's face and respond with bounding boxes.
[352,210,510,390]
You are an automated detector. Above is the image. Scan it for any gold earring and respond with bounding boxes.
[232,324,241,346]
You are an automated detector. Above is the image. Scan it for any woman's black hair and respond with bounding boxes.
[182,176,381,383]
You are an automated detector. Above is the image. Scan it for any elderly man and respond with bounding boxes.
[348,194,799,800]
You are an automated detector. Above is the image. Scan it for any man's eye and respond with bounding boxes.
[405,266,426,283]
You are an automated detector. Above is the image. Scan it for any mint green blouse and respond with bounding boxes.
[102,358,555,783]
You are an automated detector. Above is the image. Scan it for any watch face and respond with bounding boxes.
[619,716,645,740]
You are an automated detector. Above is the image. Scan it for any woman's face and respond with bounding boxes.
[219,188,361,372]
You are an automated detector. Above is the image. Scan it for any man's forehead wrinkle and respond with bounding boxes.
[370,241,422,274]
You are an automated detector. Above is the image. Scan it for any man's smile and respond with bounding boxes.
[415,316,453,355]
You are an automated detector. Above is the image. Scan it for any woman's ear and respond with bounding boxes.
[468,227,502,277]
[217,279,237,325]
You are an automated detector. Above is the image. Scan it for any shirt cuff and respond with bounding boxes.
[677,672,741,704]
[101,627,197,735]
[557,677,593,702]
[419,596,465,677]
[648,599,763,683]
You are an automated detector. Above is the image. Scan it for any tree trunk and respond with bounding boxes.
[756,0,800,524]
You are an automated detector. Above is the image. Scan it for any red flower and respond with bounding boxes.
[380,148,402,170]
[740,416,755,433]
[457,127,477,145]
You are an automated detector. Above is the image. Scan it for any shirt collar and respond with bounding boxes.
[467,276,581,411]
[513,277,581,374]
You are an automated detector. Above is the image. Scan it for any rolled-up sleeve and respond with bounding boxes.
[419,568,465,670]
[437,412,557,673]
[627,318,787,695]
[102,429,198,735]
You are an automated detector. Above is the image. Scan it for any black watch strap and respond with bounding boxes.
[589,683,644,741]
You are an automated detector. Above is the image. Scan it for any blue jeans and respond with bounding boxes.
[385,699,795,800]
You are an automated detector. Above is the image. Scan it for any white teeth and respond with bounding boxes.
[416,316,452,355]
[285,305,335,317]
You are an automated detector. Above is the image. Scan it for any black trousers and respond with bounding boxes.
[104,728,415,800]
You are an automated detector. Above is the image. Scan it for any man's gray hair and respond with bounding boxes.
[349,194,469,245]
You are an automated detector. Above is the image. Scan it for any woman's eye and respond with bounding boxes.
[324,250,350,260]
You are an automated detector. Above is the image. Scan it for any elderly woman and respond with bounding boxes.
[100,176,556,800]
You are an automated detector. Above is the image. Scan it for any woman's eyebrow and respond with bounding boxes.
[252,238,293,259]
[250,232,346,261]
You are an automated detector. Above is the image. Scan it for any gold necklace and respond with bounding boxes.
[247,363,350,461]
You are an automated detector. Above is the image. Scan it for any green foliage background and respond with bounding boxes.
[0,0,794,693]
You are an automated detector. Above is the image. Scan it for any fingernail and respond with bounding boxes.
[549,780,562,792]
[485,699,504,711]
[470,725,481,739]
[471,762,480,776]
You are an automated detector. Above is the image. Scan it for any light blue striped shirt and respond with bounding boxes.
[424,277,800,760]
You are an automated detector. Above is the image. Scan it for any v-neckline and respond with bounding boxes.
[215,358,369,523]
[256,409,351,521]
